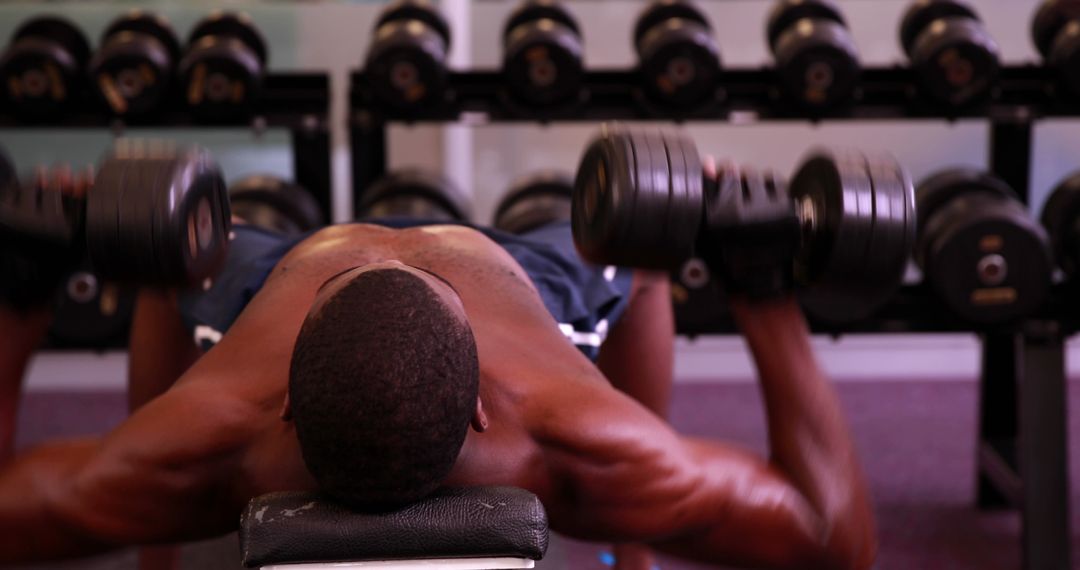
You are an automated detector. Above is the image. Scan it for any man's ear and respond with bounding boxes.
[280,393,293,422]
[470,397,488,433]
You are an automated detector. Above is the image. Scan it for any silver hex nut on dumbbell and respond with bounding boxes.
[86,139,231,288]
[571,124,915,323]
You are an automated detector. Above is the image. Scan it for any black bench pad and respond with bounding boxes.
[239,487,549,567]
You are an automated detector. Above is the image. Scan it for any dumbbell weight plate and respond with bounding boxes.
[924,196,1052,323]
[909,18,1000,106]
[48,267,135,348]
[179,36,263,119]
[899,0,979,57]
[376,0,452,50]
[359,169,472,222]
[1041,171,1080,277]
[103,12,182,64]
[365,21,449,110]
[494,171,573,234]
[503,19,583,106]
[916,169,1050,323]
[766,0,846,52]
[230,175,324,234]
[571,126,702,268]
[633,0,710,49]
[90,12,181,117]
[637,20,721,108]
[793,150,913,322]
[0,17,90,116]
[188,12,268,68]
[12,16,92,69]
[505,0,581,39]
[772,20,860,109]
[87,141,230,287]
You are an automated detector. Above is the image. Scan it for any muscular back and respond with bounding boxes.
[150,223,654,522]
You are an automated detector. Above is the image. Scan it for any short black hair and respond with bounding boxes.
[289,267,479,510]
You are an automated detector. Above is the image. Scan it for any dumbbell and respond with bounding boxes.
[1040,171,1080,281]
[358,169,471,222]
[493,171,573,234]
[571,125,915,322]
[230,175,324,235]
[49,261,136,348]
[365,0,451,111]
[899,0,1000,107]
[0,16,91,117]
[633,0,721,108]
[915,169,1052,324]
[179,12,267,120]
[1032,0,1080,99]
[766,0,860,110]
[502,0,584,107]
[0,140,231,293]
[89,11,182,118]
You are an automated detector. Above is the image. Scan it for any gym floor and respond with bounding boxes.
[10,377,1079,570]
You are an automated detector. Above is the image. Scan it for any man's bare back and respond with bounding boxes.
[0,222,875,568]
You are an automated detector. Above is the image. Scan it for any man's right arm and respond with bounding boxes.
[0,385,246,564]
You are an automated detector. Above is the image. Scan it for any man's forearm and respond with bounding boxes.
[732,296,874,566]
[0,439,109,563]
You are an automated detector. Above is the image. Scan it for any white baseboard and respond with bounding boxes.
[21,333,1080,391]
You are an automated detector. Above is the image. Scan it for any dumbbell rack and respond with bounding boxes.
[0,72,333,218]
[350,65,1074,570]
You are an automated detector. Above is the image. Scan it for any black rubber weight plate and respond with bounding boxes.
[766,0,846,51]
[862,154,916,308]
[633,0,710,48]
[794,150,878,323]
[899,0,979,56]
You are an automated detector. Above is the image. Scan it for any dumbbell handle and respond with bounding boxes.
[697,167,803,299]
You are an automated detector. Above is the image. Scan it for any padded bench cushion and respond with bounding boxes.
[239,486,549,567]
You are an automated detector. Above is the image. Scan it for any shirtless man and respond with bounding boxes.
[0,162,876,569]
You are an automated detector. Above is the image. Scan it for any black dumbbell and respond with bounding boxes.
[1040,170,1080,281]
[365,0,452,111]
[572,125,915,322]
[633,0,721,108]
[89,11,182,118]
[493,171,573,234]
[1032,0,1080,99]
[48,262,135,348]
[670,256,729,333]
[179,12,267,120]
[229,175,324,235]
[40,141,229,288]
[915,169,1052,324]
[502,0,584,107]
[766,0,860,110]
[358,169,471,222]
[0,16,91,117]
[899,0,1000,107]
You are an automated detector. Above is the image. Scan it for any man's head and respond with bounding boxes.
[288,262,480,511]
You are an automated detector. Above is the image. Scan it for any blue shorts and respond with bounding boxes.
[178,220,634,360]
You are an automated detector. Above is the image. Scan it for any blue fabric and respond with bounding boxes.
[178,220,634,359]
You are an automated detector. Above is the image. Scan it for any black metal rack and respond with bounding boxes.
[0,72,334,219]
[350,65,1073,570]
